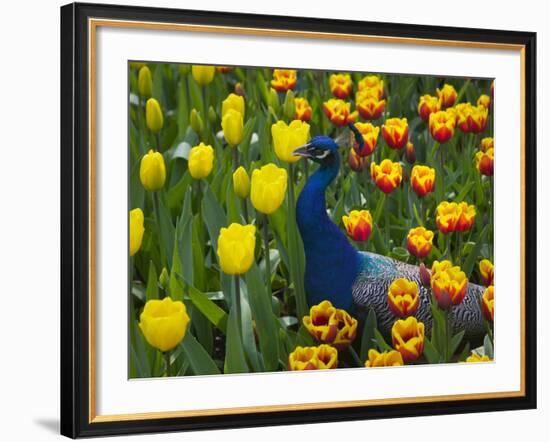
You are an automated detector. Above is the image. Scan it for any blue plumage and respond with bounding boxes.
[293,132,485,341]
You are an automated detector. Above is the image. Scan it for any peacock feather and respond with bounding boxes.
[294,129,485,342]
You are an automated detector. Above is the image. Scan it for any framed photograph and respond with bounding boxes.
[60,2,537,438]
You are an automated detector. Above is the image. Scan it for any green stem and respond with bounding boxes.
[443,309,449,363]
[165,351,171,377]
[242,199,249,223]
[232,147,239,172]
[152,192,167,268]
[347,345,363,367]
[156,132,162,152]
[446,233,452,261]
[234,275,242,339]
[263,214,272,298]
[384,194,390,247]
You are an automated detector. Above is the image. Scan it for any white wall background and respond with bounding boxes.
[0,0,546,440]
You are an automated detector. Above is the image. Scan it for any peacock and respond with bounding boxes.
[293,126,485,343]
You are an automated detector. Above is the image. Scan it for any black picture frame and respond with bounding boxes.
[60,2,537,438]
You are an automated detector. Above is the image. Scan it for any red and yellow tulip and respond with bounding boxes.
[294,97,313,122]
[323,99,358,127]
[387,278,420,318]
[475,148,494,176]
[356,89,385,120]
[410,165,435,198]
[418,94,440,121]
[342,210,373,242]
[357,75,384,99]
[477,94,491,109]
[456,103,489,134]
[271,69,297,92]
[371,159,403,193]
[381,118,408,150]
[482,285,494,322]
[436,201,476,234]
[391,317,425,362]
[303,301,358,350]
[364,349,404,367]
[348,149,369,172]
[437,84,457,108]
[479,259,494,287]
[406,227,434,259]
[480,137,494,153]
[352,122,379,157]
[430,260,468,308]
[329,73,353,99]
[288,345,338,370]
[429,110,456,143]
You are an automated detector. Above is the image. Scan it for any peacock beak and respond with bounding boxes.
[293,144,313,158]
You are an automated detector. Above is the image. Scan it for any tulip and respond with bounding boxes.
[130,62,146,70]
[329,73,353,99]
[479,259,494,286]
[137,66,152,98]
[129,208,145,256]
[159,267,170,290]
[222,109,244,147]
[406,226,434,259]
[456,103,488,134]
[251,163,288,215]
[215,66,233,73]
[271,69,297,92]
[288,345,338,370]
[410,165,435,198]
[294,97,313,122]
[303,300,358,350]
[435,201,460,234]
[418,95,440,121]
[352,122,379,157]
[364,349,404,367]
[480,137,494,153]
[216,223,256,275]
[342,210,373,242]
[370,159,403,194]
[391,316,425,362]
[140,149,166,191]
[358,75,384,99]
[477,94,491,109]
[405,142,416,164]
[323,99,358,127]
[191,65,215,86]
[429,110,456,143]
[222,93,245,118]
[419,262,432,287]
[271,120,310,163]
[475,148,494,176]
[381,118,409,150]
[482,285,494,322]
[465,353,492,363]
[139,297,190,352]
[436,84,457,108]
[348,149,369,172]
[356,89,385,121]
[189,108,204,133]
[387,278,420,318]
[430,260,468,307]
[282,90,296,122]
[455,202,476,232]
[188,142,214,179]
[145,98,164,133]
[232,166,250,199]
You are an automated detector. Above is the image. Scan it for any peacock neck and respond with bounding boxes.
[296,154,361,310]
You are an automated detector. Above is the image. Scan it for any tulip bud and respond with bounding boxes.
[419,262,431,287]
[145,98,164,133]
[140,149,166,191]
[137,66,153,98]
[129,208,145,257]
[283,90,296,121]
[348,149,368,172]
[208,106,217,126]
[233,166,250,199]
[221,109,244,147]
[189,108,204,134]
[234,82,245,97]
[188,143,214,180]
[159,267,170,290]
[405,142,416,164]
[191,65,215,86]
[268,88,280,113]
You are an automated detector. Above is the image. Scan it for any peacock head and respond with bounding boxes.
[293,135,339,166]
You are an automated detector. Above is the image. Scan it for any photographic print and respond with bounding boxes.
[128,63,495,378]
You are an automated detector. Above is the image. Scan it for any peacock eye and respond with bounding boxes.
[312,148,331,159]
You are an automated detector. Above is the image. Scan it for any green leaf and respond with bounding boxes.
[484,333,494,359]
[360,309,377,361]
[201,185,227,254]
[168,224,184,301]
[462,225,489,278]
[145,260,159,301]
[224,305,249,374]
[374,329,392,352]
[423,338,441,364]
[180,333,220,375]
[449,330,465,357]
[457,342,471,362]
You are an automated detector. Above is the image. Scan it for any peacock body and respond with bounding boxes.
[294,134,485,342]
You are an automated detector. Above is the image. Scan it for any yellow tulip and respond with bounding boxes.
[217,223,256,275]
[145,98,164,133]
[188,142,214,179]
[365,349,404,367]
[222,93,245,118]
[221,109,244,147]
[479,259,494,287]
[139,297,190,352]
[251,163,288,215]
[137,66,152,98]
[387,278,420,318]
[465,353,492,363]
[271,120,310,163]
[233,166,250,199]
[288,345,338,370]
[129,208,145,256]
[191,65,215,86]
[140,149,166,191]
